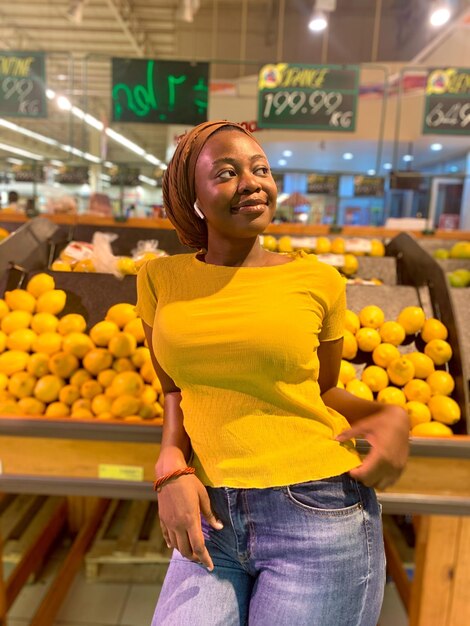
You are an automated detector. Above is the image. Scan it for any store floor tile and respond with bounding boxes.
[379,582,408,626]
[119,583,161,625]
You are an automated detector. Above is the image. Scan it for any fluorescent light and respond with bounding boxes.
[0,142,44,160]
[101,174,111,181]
[7,157,24,165]
[0,119,58,146]
[430,5,451,27]
[104,161,114,168]
[278,159,287,166]
[160,164,168,170]
[308,11,328,32]
[105,128,146,156]
[343,152,354,160]
[57,95,72,111]
[403,154,414,162]
[383,163,392,170]
[139,174,157,186]
[50,160,64,167]
[430,143,443,151]
[84,113,103,131]
[144,153,161,165]
[46,88,56,99]
[282,150,293,157]
[367,169,376,176]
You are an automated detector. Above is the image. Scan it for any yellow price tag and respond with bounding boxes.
[98,464,144,482]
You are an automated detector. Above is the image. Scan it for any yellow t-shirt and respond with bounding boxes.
[135,251,361,488]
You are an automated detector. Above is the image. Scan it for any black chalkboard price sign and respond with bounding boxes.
[0,51,47,118]
[354,176,384,197]
[423,68,470,135]
[257,63,358,131]
[112,58,209,125]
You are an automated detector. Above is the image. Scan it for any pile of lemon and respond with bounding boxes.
[51,250,162,275]
[339,304,460,438]
[263,235,385,257]
[0,273,163,423]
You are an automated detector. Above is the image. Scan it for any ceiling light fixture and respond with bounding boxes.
[308,10,328,32]
[367,169,376,176]
[383,163,392,170]
[430,2,451,27]
[278,159,287,166]
[282,150,293,157]
[430,143,443,151]
[342,152,354,160]
[0,142,44,160]
[403,154,414,162]
[139,175,157,187]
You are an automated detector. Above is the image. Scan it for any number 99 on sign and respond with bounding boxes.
[261,90,352,128]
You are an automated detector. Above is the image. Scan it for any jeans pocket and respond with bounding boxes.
[284,473,363,516]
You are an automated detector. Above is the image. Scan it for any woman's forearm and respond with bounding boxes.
[156,391,192,475]
[321,386,405,424]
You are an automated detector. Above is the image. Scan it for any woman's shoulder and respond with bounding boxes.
[142,252,195,276]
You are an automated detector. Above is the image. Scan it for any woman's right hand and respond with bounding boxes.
[157,475,223,571]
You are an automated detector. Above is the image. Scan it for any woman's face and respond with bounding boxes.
[194,130,277,244]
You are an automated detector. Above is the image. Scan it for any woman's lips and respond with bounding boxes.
[231,203,267,214]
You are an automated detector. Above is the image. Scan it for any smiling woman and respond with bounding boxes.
[134,119,409,626]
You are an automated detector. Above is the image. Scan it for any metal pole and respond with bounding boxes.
[371,0,383,62]
[276,0,285,62]
[239,0,248,76]
[211,0,218,67]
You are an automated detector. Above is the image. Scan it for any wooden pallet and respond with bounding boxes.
[85,499,172,583]
[0,494,66,576]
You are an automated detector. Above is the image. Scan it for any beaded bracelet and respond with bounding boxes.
[153,466,196,492]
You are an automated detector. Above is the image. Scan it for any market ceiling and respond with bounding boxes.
[0,0,469,175]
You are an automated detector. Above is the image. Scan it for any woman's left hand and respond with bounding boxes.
[335,405,410,490]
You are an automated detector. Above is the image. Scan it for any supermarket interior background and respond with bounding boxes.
[0,1,470,626]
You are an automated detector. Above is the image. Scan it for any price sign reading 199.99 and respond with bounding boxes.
[257,63,359,131]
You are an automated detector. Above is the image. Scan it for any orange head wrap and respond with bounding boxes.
[162,120,259,250]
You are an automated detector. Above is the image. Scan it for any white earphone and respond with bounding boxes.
[193,201,205,219]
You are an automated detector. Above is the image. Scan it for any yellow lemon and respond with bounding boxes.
[346,379,374,401]
[0,399,19,415]
[0,299,10,320]
[4,289,36,313]
[341,254,359,276]
[152,377,163,394]
[337,379,344,389]
[396,306,426,335]
[387,357,415,386]
[110,371,144,397]
[142,385,157,405]
[48,351,79,379]
[369,239,385,257]
[73,259,96,273]
[427,395,460,425]
[34,375,65,403]
[342,330,358,360]
[31,312,59,334]
[8,372,37,399]
[262,235,278,252]
[315,237,331,254]
[50,260,72,272]
[0,350,29,375]
[57,314,87,335]
[277,236,293,253]
[112,357,136,373]
[421,318,448,343]
[6,328,37,352]
[0,331,6,354]
[111,394,142,418]
[361,365,389,392]
[139,403,157,420]
[330,237,345,254]
[70,408,94,419]
[36,290,67,315]
[379,321,406,346]
[17,397,45,415]
[411,421,453,438]
[359,304,384,330]
[339,360,357,385]
[31,332,62,355]
[131,346,151,368]
[80,380,103,399]
[97,369,117,387]
[140,361,157,384]
[153,401,164,416]
[405,401,431,429]
[72,398,92,413]
[26,273,55,298]
[82,349,113,375]
[123,415,143,423]
[344,310,360,335]
[356,327,381,352]
[424,339,452,365]
[1,310,32,334]
[0,372,7,390]
[117,256,137,275]
[403,379,432,404]
[426,370,455,396]
[108,332,137,358]
[59,384,81,406]
[27,353,50,377]
[372,343,400,368]
[405,352,435,379]
[95,411,114,421]
[377,386,407,407]
[105,303,137,329]
[123,318,145,343]
[70,369,92,387]
[91,394,113,416]
[89,320,120,347]
[45,402,70,418]
[62,332,94,359]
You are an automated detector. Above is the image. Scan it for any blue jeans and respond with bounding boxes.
[152,473,385,625]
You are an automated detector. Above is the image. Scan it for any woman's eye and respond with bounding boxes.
[255,166,270,175]
[218,170,235,179]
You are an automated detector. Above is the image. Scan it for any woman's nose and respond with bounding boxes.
[237,171,261,193]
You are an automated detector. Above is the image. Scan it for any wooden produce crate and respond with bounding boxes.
[85,499,171,583]
[0,494,66,576]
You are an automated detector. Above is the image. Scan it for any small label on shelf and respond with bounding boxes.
[98,464,144,482]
